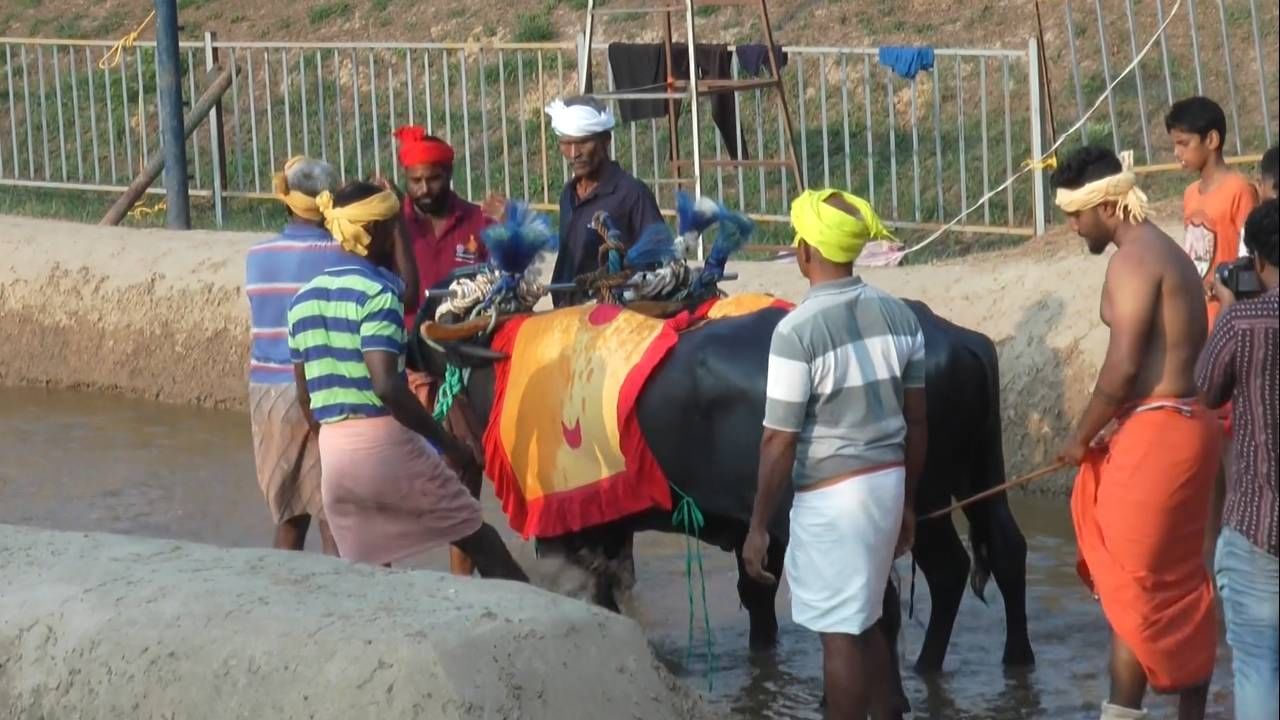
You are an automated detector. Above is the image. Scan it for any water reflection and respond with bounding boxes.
[0,386,1235,718]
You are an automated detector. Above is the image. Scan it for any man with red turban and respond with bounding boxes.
[381,126,494,577]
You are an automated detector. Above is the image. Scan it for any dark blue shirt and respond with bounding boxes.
[552,161,663,306]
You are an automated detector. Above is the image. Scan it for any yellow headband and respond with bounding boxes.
[315,189,400,256]
[272,156,324,221]
[790,189,894,264]
[1054,150,1150,224]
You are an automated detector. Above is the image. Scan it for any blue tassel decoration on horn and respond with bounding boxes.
[482,201,556,277]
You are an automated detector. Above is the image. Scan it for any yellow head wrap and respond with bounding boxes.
[315,189,400,256]
[1053,150,1149,223]
[272,156,324,221]
[790,189,894,264]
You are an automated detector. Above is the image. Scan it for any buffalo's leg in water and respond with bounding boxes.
[963,498,1035,666]
[911,514,970,673]
[879,582,911,717]
[734,536,785,651]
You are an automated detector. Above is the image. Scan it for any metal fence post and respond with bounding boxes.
[204,31,226,228]
[575,32,588,94]
[155,0,190,229]
[1028,38,1047,237]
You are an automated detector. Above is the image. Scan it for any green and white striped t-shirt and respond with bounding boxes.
[286,257,406,424]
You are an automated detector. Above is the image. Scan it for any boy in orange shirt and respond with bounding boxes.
[1166,96,1259,326]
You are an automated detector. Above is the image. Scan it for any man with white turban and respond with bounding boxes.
[741,188,926,718]
[544,95,662,306]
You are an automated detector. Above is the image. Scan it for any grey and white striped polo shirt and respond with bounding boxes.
[763,276,926,489]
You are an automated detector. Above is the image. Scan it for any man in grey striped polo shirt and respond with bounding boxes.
[743,189,928,719]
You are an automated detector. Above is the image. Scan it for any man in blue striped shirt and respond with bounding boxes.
[245,156,348,554]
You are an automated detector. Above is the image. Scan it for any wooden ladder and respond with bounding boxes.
[579,0,804,214]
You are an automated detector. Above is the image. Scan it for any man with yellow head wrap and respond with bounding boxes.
[245,155,343,555]
[286,181,528,580]
[741,189,927,718]
[1051,146,1220,720]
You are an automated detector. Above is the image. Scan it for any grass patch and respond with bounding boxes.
[371,0,392,13]
[514,13,556,43]
[0,185,287,233]
[308,2,353,27]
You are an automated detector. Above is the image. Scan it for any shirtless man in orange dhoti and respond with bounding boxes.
[1052,145,1222,720]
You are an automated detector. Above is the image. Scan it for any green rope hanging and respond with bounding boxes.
[432,365,466,423]
[670,483,716,691]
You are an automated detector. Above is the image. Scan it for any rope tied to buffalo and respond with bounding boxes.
[431,365,466,423]
[669,483,716,690]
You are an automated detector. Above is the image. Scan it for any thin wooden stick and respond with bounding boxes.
[921,461,1069,521]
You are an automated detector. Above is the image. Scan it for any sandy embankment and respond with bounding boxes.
[0,523,712,720]
[0,214,1167,492]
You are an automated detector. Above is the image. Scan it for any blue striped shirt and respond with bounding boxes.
[245,223,353,384]
[287,258,407,424]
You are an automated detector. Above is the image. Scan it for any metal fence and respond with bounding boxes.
[0,34,1039,236]
[1,1,1275,236]
[1049,0,1277,166]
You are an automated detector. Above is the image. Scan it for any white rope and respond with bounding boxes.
[895,0,1185,260]
[435,272,547,320]
[621,262,689,302]
[436,274,495,320]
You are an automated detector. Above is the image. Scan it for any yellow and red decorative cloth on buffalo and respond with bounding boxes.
[482,293,793,538]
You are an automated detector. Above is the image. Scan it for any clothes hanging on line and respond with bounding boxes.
[607,42,745,159]
[877,46,935,80]
[735,44,788,77]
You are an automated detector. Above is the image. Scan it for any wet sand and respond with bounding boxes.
[0,386,1236,718]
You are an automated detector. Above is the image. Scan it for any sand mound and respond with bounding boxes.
[0,213,1185,492]
[0,523,712,720]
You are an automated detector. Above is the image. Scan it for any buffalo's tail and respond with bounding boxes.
[966,333,1005,605]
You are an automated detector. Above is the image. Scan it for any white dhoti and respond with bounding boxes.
[785,466,905,635]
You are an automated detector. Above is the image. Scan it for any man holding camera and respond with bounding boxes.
[1196,198,1279,720]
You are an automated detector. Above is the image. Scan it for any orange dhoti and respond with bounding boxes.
[1071,399,1223,692]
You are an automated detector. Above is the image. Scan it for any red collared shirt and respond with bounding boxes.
[402,191,492,327]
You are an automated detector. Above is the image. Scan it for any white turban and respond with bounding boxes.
[545,98,616,138]
[1054,150,1150,224]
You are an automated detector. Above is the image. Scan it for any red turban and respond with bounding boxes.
[393,125,454,168]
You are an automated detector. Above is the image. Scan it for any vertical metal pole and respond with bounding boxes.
[863,55,875,204]
[956,57,968,213]
[1213,0,1243,155]
[1122,0,1151,163]
[1187,0,1205,95]
[685,0,706,227]
[155,0,190,229]
[797,54,809,190]
[1093,0,1120,153]
[578,8,593,95]
[1065,2,1088,145]
[841,54,852,192]
[1029,39,1046,237]
[1155,0,1175,105]
[1247,0,1272,147]
[204,32,225,227]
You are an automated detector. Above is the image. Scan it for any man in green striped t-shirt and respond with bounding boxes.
[287,180,526,579]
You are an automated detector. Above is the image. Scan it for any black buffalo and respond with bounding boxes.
[421,295,1034,701]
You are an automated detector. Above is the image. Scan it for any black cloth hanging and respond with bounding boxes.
[735,44,788,77]
[606,42,745,160]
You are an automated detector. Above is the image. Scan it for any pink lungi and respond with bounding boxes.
[318,415,483,565]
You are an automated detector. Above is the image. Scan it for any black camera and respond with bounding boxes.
[1216,256,1264,301]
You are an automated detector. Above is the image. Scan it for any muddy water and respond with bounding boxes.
[0,387,1235,719]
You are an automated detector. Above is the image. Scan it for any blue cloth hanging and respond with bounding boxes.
[877,46,935,80]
